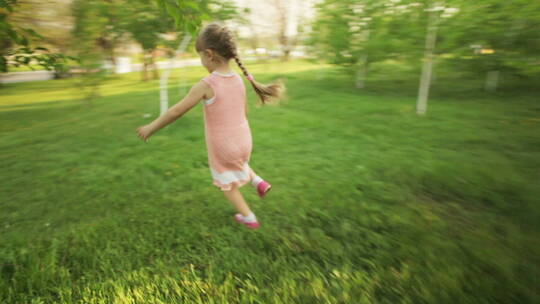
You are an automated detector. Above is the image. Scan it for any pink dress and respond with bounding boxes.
[201,71,253,191]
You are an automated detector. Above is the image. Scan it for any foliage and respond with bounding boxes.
[308,0,426,70]
[124,0,174,53]
[70,0,109,101]
[158,0,240,58]
[154,0,239,34]
[0,0,73,74]
[440,0,540,78]
[309,0,540,85]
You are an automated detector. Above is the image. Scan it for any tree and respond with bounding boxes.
[439,0,540,92]
[71,0,109,103]
[93,0,129,72]
[160,33,191,116]
[0,0,72,76]
[416,1,444,115]
[122,0,174,81]
[7,0,73,54]
[309,0,414,88]
[273,0,293,61]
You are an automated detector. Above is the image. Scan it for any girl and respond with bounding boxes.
[136,23,285,230]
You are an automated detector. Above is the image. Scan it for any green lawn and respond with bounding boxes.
[1,60,539,303]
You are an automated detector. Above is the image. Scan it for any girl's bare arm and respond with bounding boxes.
[139,81,209,139]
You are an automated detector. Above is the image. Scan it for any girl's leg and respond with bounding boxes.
[249,168,263,186]
[249,168,257,180]
[223,184,252,217]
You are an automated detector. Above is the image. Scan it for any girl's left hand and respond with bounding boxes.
[136,125,153,142]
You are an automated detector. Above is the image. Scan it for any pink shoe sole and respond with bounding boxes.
[257,181,272,198]
[234,213,260,229]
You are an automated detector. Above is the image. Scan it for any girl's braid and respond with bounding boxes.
[234,55,250,79]
[197,23,284,104]
[222,30,251,79]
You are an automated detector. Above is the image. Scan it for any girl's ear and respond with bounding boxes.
[206,49,220,62]
[204,49,213,60]
[199,49,208,58]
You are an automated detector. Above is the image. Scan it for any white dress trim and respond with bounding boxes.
[210,162,251,185]
[202,71,236,105]
[212,71,237,77]
[203,96,216,105]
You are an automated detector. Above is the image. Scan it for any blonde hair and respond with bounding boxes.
[195,23,285,105]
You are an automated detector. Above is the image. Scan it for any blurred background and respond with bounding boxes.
[3,0,537,91]
[1,0,539,303]
[1,0,319,83]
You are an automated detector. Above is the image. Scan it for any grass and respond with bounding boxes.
[0,59,539,303]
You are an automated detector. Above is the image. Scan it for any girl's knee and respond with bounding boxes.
[222,184,238,192]
[249,168,257,179]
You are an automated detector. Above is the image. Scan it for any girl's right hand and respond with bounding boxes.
[136,125,153,142]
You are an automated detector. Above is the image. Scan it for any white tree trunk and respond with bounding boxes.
[160,34,192,116]
[356,54,369,89]
[416,3,441,116]
[485,70,499,92]
[356,29,370,89]
[178,61,187,98]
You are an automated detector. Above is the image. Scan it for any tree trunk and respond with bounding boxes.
[108,48,116,74]
[160,34,192,116]
[356,29,370,89]
[282,47,290,61]
[151,51,159,80]
[274,0,290,62]
[356,54,369,89]
[416,2,441,116]
[177,35,192,100]
[278,32,290,61]
[97,37,117,74]
[141,53,148,81]
[248,24,259,57]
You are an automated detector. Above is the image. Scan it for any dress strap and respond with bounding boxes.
[201,74,215,87]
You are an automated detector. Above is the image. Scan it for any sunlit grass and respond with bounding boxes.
[1,59,538,303]
[0,59,328,109]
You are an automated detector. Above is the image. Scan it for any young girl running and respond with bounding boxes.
[136,23,284,229]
